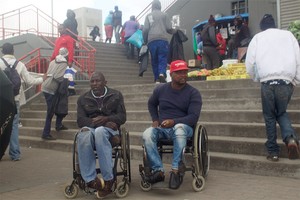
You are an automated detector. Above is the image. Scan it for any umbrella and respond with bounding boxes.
[0,69,16,160]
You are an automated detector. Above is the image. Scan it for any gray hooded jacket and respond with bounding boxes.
[142,0,173,44]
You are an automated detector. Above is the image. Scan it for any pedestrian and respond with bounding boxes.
[0,69,16,160]
[41,47,69,140]
[142,60,202,189]
[227,14,250,59]
[142,0,174,83]
[216,30,226,66]
[112,6,122,44]
[201,15,220,70]
[245,14,300,161]
[76,71,126,198]
[0,43,45,160]
[89,25,101,42]
[63,9,78,40]
[104,11,114,43]
[51,24,74,67]
[123,15,139,59]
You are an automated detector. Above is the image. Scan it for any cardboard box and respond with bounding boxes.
[188,59,201,67]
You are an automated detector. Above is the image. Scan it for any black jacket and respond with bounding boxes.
[168,30,188,63]
[77,87,126,128]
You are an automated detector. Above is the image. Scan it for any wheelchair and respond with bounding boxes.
[63,127,131,199]
[139,123,209,192]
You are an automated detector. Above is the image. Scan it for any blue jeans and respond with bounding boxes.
[114,25,122,43]
[261,83,298,155]
[148,40,169,81]
[9,101,20,160]
[142,123,193,172]
[42,92,64,137]
[77,126,119,182]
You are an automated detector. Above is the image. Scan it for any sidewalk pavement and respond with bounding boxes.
[0,147,299,200]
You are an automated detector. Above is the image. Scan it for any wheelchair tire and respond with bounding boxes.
[63,183,79,199]
[140,180,152,192]
[192,176,205,192]
[199,126,209,178]
[115,181,130,198]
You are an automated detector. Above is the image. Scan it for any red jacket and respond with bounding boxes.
[216,33,226,56]
[51,34,74,64]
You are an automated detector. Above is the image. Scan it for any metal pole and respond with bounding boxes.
[277,0,281,29]
[51,0,54,36]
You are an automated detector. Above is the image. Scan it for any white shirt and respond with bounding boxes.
[0,55,43,105]
[245,28,300,85]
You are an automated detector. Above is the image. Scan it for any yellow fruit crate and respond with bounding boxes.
[230,74,251,79]
[206,76,231,81]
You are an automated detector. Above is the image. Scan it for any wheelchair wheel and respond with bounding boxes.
[140,180,152,192]
[192,176,205,192]
[199,126,209,178]
[63,183,79,199]
[115,181,130,198]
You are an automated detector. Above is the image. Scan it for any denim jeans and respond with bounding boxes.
[77,126,119,182]
[142,123,193,172]
[9,101,20,160]
[124,37,135,58]
[261,83,298,155]
[42,92,64,137]
[148,40,169,81]
[114,25,122,43]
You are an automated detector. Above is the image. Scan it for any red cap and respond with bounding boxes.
[170,60,189,73]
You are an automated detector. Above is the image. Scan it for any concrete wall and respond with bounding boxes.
[0,34,53,60]
[74,7,102,41]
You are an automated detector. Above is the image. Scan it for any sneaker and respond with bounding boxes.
[267,154,279,162]
[169,171,183,190]
[287,138,300,160]
[55,125,68,132]
[145,170,165,184]
[159,74,166,83]
[41,134,56,140]
[12,158,21,161]
[87,177,104,191]
[18,122,23,128]
[96,179,115,198]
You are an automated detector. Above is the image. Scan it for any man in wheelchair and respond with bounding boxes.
[142,60,202,189]
[76,71,126,198]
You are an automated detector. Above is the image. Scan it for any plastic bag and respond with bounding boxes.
[126,30,144,48]
[139,44,148,57]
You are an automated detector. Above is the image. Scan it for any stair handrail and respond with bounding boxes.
[136,0,178,23]
[1,4,96,78]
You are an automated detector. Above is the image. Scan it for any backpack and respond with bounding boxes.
[1,58,21,96]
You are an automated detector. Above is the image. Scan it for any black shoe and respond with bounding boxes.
[55,125,68,132]
[145,171,165,184]
[159,74,166,83]
[42,135,56,140]
[169,171,183,189]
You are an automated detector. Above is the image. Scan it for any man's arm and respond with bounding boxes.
[77,96,94,128]
[245,36,258,81]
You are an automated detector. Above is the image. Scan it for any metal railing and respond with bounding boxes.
[0,4,95,79]
[136,0,178,23]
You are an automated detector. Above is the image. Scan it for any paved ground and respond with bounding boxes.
[0,147,299,200]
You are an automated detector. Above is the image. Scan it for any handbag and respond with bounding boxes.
[126,30,144,48]
[240,37,251,47]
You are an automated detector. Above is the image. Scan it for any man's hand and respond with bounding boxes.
[92,116,109,127]
[152,121,160,128]
[161,119,175,128]
[105,121,118,130]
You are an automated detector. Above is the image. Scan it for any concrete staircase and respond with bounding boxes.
[19,41,300,179]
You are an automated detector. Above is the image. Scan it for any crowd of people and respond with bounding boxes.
[0,1,299,199]
[197,14,251,70]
